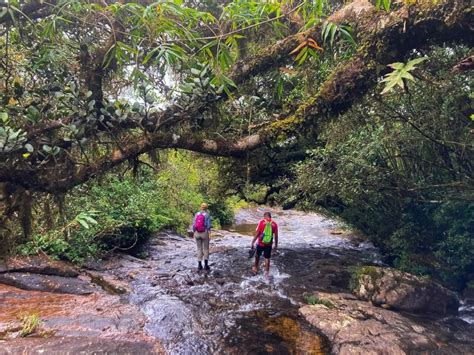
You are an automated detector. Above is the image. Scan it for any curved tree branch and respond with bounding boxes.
[2,0,472,194]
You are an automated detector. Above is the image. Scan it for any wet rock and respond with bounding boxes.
[0,272,96,295]
[0,322,22,340]
[209,245,234,253]
[352,266,459,315]
[463,285,474,302]
[300,292,441,354]
[0,336,160,354]
[0,256,79,277]
[0,283,153,344]
[82,259,108,271]
[86,271,129,295]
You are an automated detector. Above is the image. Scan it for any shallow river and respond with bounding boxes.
[1,207,472,354]
[126,207,383,354]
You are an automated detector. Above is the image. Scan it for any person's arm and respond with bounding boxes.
[251,231,259,249]
[274,224,278,250]
[251,221,261,248]
[192,213,196,232]
[206,213,212,231]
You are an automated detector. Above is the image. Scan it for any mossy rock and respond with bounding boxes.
[351,266,459,316]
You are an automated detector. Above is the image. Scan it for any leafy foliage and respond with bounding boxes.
[321,22,356,50]
[0,0,317,251]
[381,57,427,94]
[0,0,310,193]
[279,46,473,289]
[18,312,42,337]
[290,38,324,65]
[18,151,235,262]
[303,293,335,308]
[375,0,392,12]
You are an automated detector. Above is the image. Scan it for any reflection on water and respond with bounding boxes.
[226,310,328,354]
[222,223,257,236]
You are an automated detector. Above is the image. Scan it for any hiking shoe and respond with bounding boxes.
[204,264,210,271]
[198,262,203,271]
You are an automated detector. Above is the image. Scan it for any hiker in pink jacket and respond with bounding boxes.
[192,202,212,271]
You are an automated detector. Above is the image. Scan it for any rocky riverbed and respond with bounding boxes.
[0,207,473,354]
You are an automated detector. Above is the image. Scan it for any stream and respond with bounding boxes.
[1,207,473,354]
[123,207,382,354]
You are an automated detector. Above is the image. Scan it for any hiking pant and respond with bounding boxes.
[194,230,209,261]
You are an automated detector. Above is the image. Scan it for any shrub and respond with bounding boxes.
[281,45,473,289]
[18,151,235,263]
[18,312,41,337]
[303,294,335,309]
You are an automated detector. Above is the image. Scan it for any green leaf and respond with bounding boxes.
[82,216,98,225]
[388,62,405,70]
[404,57,427,71]
[0,112,8,123]
[77,219,90,229]
[143,46,163,65]
[381,57,426,94]
[400,71,415,81]
[294,46,308,65]
[340,26,356,47]
[329,23,337,48]
[26,106,40,122]
[102,44,117,68]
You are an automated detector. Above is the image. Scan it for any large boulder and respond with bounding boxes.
[300,292,439,354]
[352,266,459,315]
[300,292,474,354]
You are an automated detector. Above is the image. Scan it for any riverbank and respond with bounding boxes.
[0,208,473,354]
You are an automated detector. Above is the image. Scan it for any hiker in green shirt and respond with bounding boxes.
[251,212,278,277]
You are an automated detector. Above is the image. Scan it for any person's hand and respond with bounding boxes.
[250,242,255,249]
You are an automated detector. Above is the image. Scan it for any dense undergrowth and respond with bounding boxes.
[16,151,244,264]
[276,46,473,290]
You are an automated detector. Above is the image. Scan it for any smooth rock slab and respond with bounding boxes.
[353,266,459,315]
[0,284,150,341]
[0,255,79,277]
[0,272,97,295]
[0,336,160,354]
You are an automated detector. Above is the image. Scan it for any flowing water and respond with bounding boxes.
[123,207,383,354]
[1,207,473,353]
